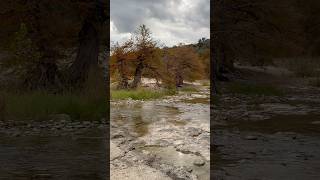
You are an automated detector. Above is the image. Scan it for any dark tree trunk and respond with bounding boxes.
[131,61,144,89]
[69,0,106,86]
[69,20,100,85]
[211,0,221,94]
[211,44,218,94]
[175,72,183,87]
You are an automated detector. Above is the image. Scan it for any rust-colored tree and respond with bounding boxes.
[110,40,135,89]
[130,25,159,89]
[165,45,204,87]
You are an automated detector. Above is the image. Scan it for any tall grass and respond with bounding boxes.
[0,67,108,121]
[2,91,107,121]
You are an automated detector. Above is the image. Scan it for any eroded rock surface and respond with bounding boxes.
[111,85,210,180]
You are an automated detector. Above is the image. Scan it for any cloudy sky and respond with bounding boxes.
[110,0,210,47]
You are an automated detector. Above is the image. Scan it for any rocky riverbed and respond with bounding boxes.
[110,86,210,180]
[0,114,107,137]
[212,68,320,179]
[0,115,108,179]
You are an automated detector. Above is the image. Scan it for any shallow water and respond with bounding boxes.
[111,102,181,137]
[0,129,107,179]
[111,88,210,179]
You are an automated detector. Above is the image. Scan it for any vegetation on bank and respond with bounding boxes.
[0,69,107,121]
[0,90,107,121]
[111,88,176,100]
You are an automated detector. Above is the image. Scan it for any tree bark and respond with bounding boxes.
[131,61,144,89]
[69,0,106,86]
[175,72,183,87]
[69,20,100,85]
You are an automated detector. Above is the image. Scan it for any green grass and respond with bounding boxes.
[179,86,199,92]
[111,88,176,100]
[202,82,210,86]
[1,91,107,121]
[226,82,284,96]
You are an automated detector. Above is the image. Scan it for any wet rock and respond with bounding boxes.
[245,135,258,140]
[112,134,124,139]
[193,158,205,166]
[186,166,193,172]
[110,142,123,161]
[82,121,91,126]
[167,166,197,180]
[173,140,184,146]
[111,165,171,180]
[187,127,202,137]
[155,139,170,146]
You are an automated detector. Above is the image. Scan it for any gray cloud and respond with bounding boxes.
[111,0,210,46]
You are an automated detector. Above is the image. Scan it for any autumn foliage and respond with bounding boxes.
[110,25,209,89]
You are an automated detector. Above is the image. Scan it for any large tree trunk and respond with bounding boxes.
[131,61,144,89]
[69,0,106,86]
[69,20,100,85]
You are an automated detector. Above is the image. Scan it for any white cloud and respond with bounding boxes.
[110,0,210,47]
[110,20,132,45]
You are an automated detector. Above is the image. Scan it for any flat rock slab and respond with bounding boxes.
[110,141,123,161]
[111,165,171,180]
